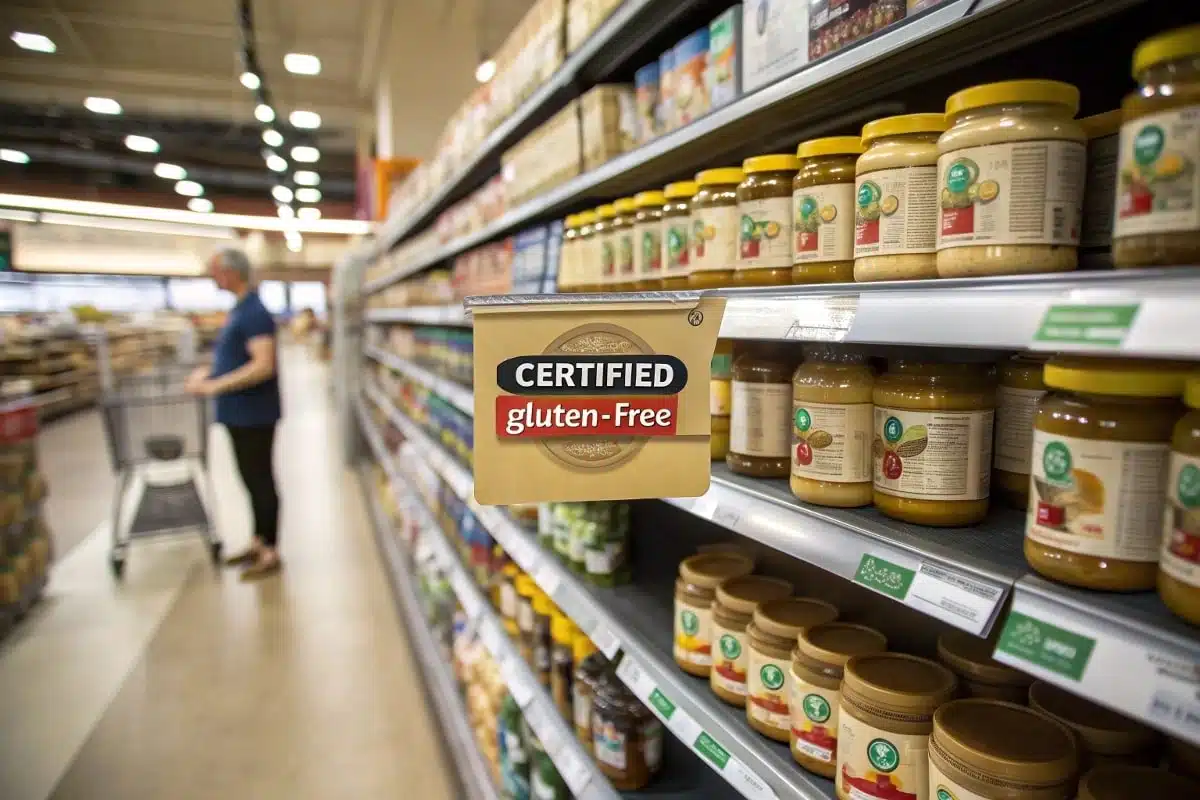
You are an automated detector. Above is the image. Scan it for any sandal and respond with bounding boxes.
[240,557,283,581]
[224,548,259,566]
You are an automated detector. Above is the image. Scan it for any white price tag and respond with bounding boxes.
[712,504,744,532]
[509,538,539,573]
[479,619,503,656]
[615,655,655,700]
[906,563,1004,635]
[524,702,562,755]
[534,563,561,598]
[589,625,621,660]
[500,656,536,708]
[724,758,779,800]
[555,747,592,796]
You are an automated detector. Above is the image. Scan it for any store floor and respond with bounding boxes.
[0,347,457,800]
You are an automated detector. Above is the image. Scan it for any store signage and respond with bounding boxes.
[471,296,726,504]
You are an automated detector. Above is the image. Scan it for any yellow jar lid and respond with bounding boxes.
[1043,356,1192,398]
[742,154,800,174]
[861,113,947,144]
[572,630,598,662]
[597,204,616,218]
[1185,376,1200,409]
[551,610,577,645]
[752,597,838,639]
[532,589,554,616]
[715,575,793,616]
[576,210,598,225]
[614,197,637,213]
[664,181,698,199]
[634,190,666,208]
[564,214,578,228]
[678,552,755,590]
[696,167,745,186]
[843,653,958,715]
[945,80,1080,118]
[502,562,520,578]
[932,700,1078,786]
[1080,110,1122,139]
[797,136,865,159]
[515,573,537,597]
[1132,24,1200,77]
[1078,766,1200,800]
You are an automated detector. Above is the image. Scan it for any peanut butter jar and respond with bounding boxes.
[710,575,794,707]
[1028,681,1160,771]
[673,551,755,677]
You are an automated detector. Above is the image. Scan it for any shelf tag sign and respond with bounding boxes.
[853,554,915,600]
[1033,303,1140,349]
[995,611,1096,681]
[469,295,726,504]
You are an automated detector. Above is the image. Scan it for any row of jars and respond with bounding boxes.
[709,344,1200,624]
[672,549,1199,799]
[556,24,1200,291]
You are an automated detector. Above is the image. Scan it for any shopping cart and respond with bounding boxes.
[100,366,222,578]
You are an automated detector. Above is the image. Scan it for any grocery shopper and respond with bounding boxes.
[185,247,283,580]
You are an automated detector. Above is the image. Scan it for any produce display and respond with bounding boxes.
[0,388,52,639]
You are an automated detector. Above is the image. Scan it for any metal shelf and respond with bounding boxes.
[364,345,474,416]
[364,305,471,327]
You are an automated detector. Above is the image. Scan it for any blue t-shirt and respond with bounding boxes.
[210,290,282,426]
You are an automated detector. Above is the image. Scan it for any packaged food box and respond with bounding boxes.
[658,49,676,134]
[741,0,810,94]
[512,225,550,293]
[809,0,906,62]
[580,84,639,170]
[1079,110,1121,269]
[673,29,711,128]
[907,0,953,12]
[709,6,743,110]
[634,62,661,142]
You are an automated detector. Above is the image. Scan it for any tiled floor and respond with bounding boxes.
[0,348,456,800]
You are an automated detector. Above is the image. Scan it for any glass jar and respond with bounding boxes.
[662,181,697,289]
[854,113,947,282]
[736,154,800,286]
[572,637,604,746]
[929,699,1078,800]
[710,575,794,707]
[1025,357,1189,591]
[499,562,521,637]
[793,136,865,284]
[936,630,1032,704]
[610,197,638,291]
[1113,26,1200,268]
[1080,111,1122,269]
[994,354,1049,509]
[729,342,799,478]
[711,339,734,461]
[1077,766,1200,800]
[789,622,887,777]
[674,551,755,677]
[594,203,617,289]
[531,589,555,686]
[499,693,531,798]
[559,214,580,293]
[550,610,578,721]
[936,80,1086,278]
[633,190,666,290]
[575,210,599,293]
[585,502,631,587]
[872,359,997,526]
[592,672,663,791]
[746,597,839,742]
[836,653,959,800]
[690,167,744,289]
[1161,375,1200,623]
[1028,681,1161,771]
[791,345,875,508]
[516,573,538,663]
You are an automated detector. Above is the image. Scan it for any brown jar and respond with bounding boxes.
[710,339,733,461]
[673,551,755,677]
[837,653,958,800]
[1028,681,1160,771]
[572,641,605,747]
[736,154,800,286]
[929,699,1079,800]
[690,168,744,289]
[789,623,888,777]
[746,598,839,742]
[550,611,578,721]
[591,673,663,791]
[710,575,794,707]
[1113,26,1200,268]
[792,137,865,284]
[1077,765,1200,799]
[994,354,1049,509]
[937,630,1032,704]
[1160,375,1200,624]
[594,203,617,290]
[662,181,696,289]
[531,589,555,687]
[633,191,665,290]
[728,342,798,478]
[610,197,637,291]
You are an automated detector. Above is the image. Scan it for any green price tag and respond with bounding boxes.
[853,554,916,600]
[648,688,676,720]
[694,732,731,769]
[1034,304,1140,348]
[995,611,1096,681]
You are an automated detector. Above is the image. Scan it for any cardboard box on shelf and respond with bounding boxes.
[809,0,905,62]
[673,29,711,128]
[709,6,742,110]
[580,84,639,171]
[634,62,661,143]
[742,0,810,94]
[658,48,676,135]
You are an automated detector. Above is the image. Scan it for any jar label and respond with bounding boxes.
[710,620,749,696]
[793,183,856,263]
[837,710,929,800]
[731,381,792,458]
[789,672,839,764]
[674,597,714,667]
[518,598,535,632]
[599,233,617,285]
[929,762,988,800]
[559,240,577,289]
[634,222,663,280]
[500,581,518,619]
[993,386,1046,475]
[711,378,732,417]
[1082,129,1119,250]
[692,205,739,273]
[873,407,994,502]
[936,141,1085,249]
[1162,452,1200,588]
[573,687,592,732]
[585,540,623,575]
[664,219,691,278]
[617,230,636,280]
[1114,107,1200,239]
[593,715,628,769]
[1026,431,1168,561]
[854,166,939,256]
[579,237,602,288]
[737,197,793,270]
[747,650,792,731]
[792,400,873,483]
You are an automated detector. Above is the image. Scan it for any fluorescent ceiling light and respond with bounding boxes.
[11,32,56,53]
[85,96,122,115]
[239,71,261,90]
[0,149,30,165]
[271,185,294,203]
[297,207,321,221]
[475,58,496,84]
[266,155,287,172]
[0,193,373,234]
[295,187,321,204]
[293,170,320,186]
[290,146,319,163]
[288,110,321,129]
[153,162,186,180]
[187,198,213,213]
[124,135,159,153]
[262,129,283,147]
[175,180,204,197]
[254,104,275,123]
[283,53,321,75]
[277,204,295,219]
[38,212,235,239]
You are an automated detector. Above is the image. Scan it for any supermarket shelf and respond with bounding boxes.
[364,305,471,327]
[363,345,474,416]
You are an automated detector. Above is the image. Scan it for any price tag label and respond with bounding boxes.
[534,563,561,598]
[712,504,743,532]
[589,625,621,660]
[1033,303,1140,350]
[479,619,503,657]
[500,656,536,708]
[524,701,562,755]
[906,563,1005,635]
[615,654,654,699]
[555,747,592,796]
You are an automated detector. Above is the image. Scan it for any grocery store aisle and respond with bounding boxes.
[0,348,457,800]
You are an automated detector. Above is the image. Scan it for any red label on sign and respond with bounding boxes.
[496,396,678,438]
[795,231,819,253]
[1036,501,1065,527]
[941,205,975,236]
[855,219,879,246]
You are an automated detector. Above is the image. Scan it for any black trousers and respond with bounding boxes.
[226,424,280,548]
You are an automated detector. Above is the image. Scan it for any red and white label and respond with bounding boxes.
[495,396,678,438]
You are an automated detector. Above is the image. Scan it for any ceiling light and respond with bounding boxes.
[277,204,295,219]
[295,187,321,204]
[124,135,159,153]
[266,154,287,172]
[262,129,283,147]
[293,170,320,186]
[153,162,186,180]
[283,53,321,75]
[272,186,294,204]
[297,207,321,221]
[187,198,213,213]
[11,32,56,54]
[290,146,319,162]
[175,180,204,197]
[475,58,496,83]
[239,71,261,90]
[254,104,275,123]
[0,149,30,165]
[288,110,321,129]
[85,96,122,115]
